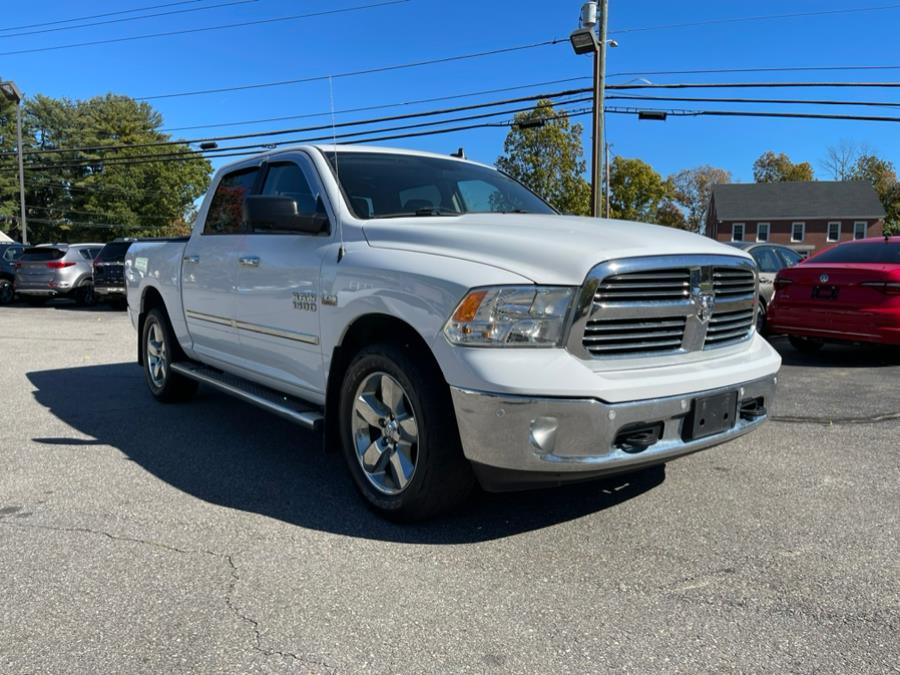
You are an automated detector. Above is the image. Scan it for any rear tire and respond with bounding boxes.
[0,279,13,305]
[339,343,474,521]
[789,335,824,354]
[141,308,198,403]
[76,284,96,307]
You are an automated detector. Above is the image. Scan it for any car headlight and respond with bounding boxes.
[443,286,576,347]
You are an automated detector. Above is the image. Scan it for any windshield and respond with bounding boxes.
[811,241,900,264]
[325,152,556,219]
[96,242,133,262]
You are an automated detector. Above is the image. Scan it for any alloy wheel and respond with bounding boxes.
[351,372,419,495]
[146,321,168,388]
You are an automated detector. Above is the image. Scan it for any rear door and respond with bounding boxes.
[232,154,331,396]
[181,166,261,364]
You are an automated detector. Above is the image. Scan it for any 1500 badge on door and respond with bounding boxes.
[292,291,318,312]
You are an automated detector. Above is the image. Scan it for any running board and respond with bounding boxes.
[170,361,324,431]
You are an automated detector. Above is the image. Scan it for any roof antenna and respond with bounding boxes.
[329,75,345,263]
[451,147,466,159]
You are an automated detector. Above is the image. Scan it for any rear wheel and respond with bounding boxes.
[0,279,13,305]
[76,284,96,307]
[789,335,824,354]
[339,343,474,521]
[142,308,198,403]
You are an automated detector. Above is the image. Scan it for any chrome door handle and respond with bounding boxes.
[183,255,200,264]
[239,256,260,268]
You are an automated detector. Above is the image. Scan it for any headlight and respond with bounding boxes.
[443,286,575,347]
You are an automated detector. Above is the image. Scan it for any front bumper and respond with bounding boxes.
[451,374,776,491]
[94,285,126,295]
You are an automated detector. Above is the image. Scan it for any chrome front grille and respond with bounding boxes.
[569,256,758,359]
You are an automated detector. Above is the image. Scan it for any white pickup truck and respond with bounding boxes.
[126,145,780,520]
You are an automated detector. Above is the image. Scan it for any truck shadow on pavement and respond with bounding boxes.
[770,336,900,368]
[27,363,664,543]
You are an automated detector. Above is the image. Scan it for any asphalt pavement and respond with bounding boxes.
[1,302,898,673]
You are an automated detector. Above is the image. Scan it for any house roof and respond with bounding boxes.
[711,181,886,221]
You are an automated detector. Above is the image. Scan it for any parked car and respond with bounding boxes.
[93,239,136,307]
[0,242,24,304]
[126,145,780,520]
[14,243,103,306]
[769,236,900,352]
[727,242,804,333]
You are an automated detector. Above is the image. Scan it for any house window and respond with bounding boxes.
[827,222,841,242]
[731,223,745,242]
[854,221,868,240]
[756,222,770,242]
[791,222,805,243]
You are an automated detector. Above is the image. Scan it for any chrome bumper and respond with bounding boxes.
[451,375,777,491]
[94,286,126,295]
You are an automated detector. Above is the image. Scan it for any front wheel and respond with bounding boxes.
[0,279,13,305]
[141,308,198,403]
[76,284,96,307]
[339,344,474,521]
[789,335,824,354]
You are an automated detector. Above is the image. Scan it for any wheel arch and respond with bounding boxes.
[137,286,169,366]
[325,313,447,452]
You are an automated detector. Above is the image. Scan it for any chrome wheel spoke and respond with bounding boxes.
[356,393,389,428]
[380,375,403,414]
[397,414,418,442]
[388,446,414,491]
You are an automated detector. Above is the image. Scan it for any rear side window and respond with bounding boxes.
[204,167,260,234]
[21,247,66,261]
[2,247,23,262]
[96,242,132,262]
[79,248,101,260]
[777,248,802,268]
[811,242,900,264]
[751,247,781,273]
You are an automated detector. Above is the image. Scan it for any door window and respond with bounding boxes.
[261,162,317,216]
[204,167,260,234]
[751,247,781,273]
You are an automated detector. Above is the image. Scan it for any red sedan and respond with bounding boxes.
[768,236,900,352]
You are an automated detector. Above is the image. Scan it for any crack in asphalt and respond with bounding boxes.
[771,410,900,425]
[0,520,335,672]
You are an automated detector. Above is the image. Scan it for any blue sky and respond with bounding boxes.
[3,0,900,182]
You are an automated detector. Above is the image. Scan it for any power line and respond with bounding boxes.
[137,38,566,101]
[610,3,900,35]
[10,87,591,157]
[26,216,173,231]
[0,0,259,39]
[0,0,219,32]
[0,0,410,56]
[608,94,900,108]
[605,81,900,90]
[25,204,170,221]
[609,64,900,79]
[161,76,591,132]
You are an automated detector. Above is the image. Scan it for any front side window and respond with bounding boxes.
[325,152,555,219]
[756,222,770,242]
[854,221,868,240]
[827,222,841,242]
[261,162,317,215]
[791,222,805,242]
[732,223,745,241]
[204,167,260,234]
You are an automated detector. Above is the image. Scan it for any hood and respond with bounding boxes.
[362,213,750,285]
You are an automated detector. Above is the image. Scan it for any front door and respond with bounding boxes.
[232,154,331,399]
[182,165,260,365]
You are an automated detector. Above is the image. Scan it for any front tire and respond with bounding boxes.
[141,308,198,403]
[76,284,96,307]
[339,344,474,521]
[0,279,13,305]
[756,300,767,336]
[789,335,824,354]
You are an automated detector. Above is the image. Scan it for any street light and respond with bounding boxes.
[0,80,27,245]
[569,1,612,219]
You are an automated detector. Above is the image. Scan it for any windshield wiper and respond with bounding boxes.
[375,207,462,219]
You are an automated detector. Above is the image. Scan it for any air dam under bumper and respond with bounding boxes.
[451,375,776,491]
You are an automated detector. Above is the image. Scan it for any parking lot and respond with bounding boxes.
[0,302,897,673]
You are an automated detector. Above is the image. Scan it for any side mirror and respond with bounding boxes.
[245,195,330,235]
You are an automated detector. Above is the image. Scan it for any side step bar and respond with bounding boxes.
[170,361,324,431]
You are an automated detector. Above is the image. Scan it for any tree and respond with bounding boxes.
[0,93,211,242]
[850,153,900,235]
[607,156,668,222]
[822,140,870,180]
[669,165,731,232]
[753,151,814,183]
[655,198,689,229]
[496,99,590,216]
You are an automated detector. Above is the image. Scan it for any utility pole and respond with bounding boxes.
[570,2,614,219]
[605,142,611,218]
[592,0,608,219]
[0,80,26,244]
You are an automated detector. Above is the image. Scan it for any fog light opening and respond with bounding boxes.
[614,422,664,454]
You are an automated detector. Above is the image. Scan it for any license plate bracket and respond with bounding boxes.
[683,390,739,441]
[812,284,839,300]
